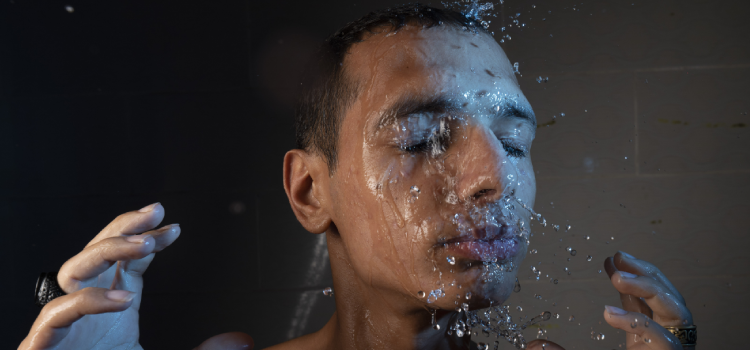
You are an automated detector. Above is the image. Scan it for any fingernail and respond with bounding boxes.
[162,223,179,230]
[619,271,638,279]
[619,251,635,259]
[605,305,628,315]
[126,234,152,244]
[105,290,136,302]
[138,202,160,213]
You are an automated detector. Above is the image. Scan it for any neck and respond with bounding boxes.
[321,231,473,350]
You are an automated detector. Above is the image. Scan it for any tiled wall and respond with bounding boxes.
[1,0,747,349]
[483,0,749,348]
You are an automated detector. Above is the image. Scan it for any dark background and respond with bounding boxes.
[1,0,748,349]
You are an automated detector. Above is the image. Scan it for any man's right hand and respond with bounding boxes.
[18,202,180,350]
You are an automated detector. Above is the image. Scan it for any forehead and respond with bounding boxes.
[343,25,525,128]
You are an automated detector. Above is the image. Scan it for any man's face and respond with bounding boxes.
[328,25,537,311]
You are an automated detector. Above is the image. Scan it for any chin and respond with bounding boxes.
[424,266,518,311]
[469,270,516,309]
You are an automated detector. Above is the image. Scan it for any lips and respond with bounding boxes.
[439,222,521,262]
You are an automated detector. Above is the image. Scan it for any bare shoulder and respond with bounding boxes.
[193,332,255,350]
[263,315,336,350]
[263,332,328,350]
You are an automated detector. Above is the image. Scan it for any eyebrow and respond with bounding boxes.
[374,93,537,132]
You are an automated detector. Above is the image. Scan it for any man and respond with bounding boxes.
[20,4,693,350]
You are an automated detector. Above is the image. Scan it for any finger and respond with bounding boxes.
[121,223,181,276]
[85,202,165,248]
[59,233,157,291]
[610,271,691,325]
[603,305,682,350]
[147,223,181,253]
[526,339,565,350]
[194,332,254,350]
[20,287,134,349]
[605,257,652,316]
[612,251,684,305]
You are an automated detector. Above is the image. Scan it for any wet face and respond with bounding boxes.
[328,25,537,311]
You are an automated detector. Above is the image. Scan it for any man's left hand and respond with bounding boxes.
[603,251,693,349]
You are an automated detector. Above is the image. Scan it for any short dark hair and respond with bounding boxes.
[294,3,491,174]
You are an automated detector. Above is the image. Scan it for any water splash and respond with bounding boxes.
[447,304,552,349]
[442,0,498,30]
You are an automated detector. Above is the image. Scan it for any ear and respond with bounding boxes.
[283,149,332,234]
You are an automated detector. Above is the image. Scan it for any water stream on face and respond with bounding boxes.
[416,2,611,347]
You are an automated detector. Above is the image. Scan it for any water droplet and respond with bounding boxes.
[645,320,650,327]
[456,328,465,337]
[585,235,590,240]
[477,343,489,350]
[596,333,605,340]
[517,306,523,311]
[611,236,614,240]
[568,315,575,321]
[530,248,538,254]
[570,250,577,256]
[564,267,569,271]
[631,319,638,328]
[598,269,602,273]
[513,62,520,74]
[536,76,543,83]
[644,338,651,343]
[535,294,542,299]
[566,246,572,252]
[410,185,420,198]
[586,255,593,261]
[553,279,558,284]
[683,319,690,325]
[65,5,74,13]
[465,292,472,299]
[418,291,426,298]
[565,225,572,232]
[323,287,334,297]
[554,225,560,231]
[447,256,456,265]
[513,278,521,292]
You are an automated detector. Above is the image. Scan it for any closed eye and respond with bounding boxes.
[402,140,431,153]
[400,119,450,156]
[501,140,526,158]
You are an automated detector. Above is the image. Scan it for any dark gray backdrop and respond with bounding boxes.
[2,1,748,349]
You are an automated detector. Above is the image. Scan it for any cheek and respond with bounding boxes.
[516,159,536,206]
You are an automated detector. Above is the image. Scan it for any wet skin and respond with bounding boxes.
[19,19,692,350]
[281,25,537,350]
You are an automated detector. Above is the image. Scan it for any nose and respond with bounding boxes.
[454,125,516,205]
